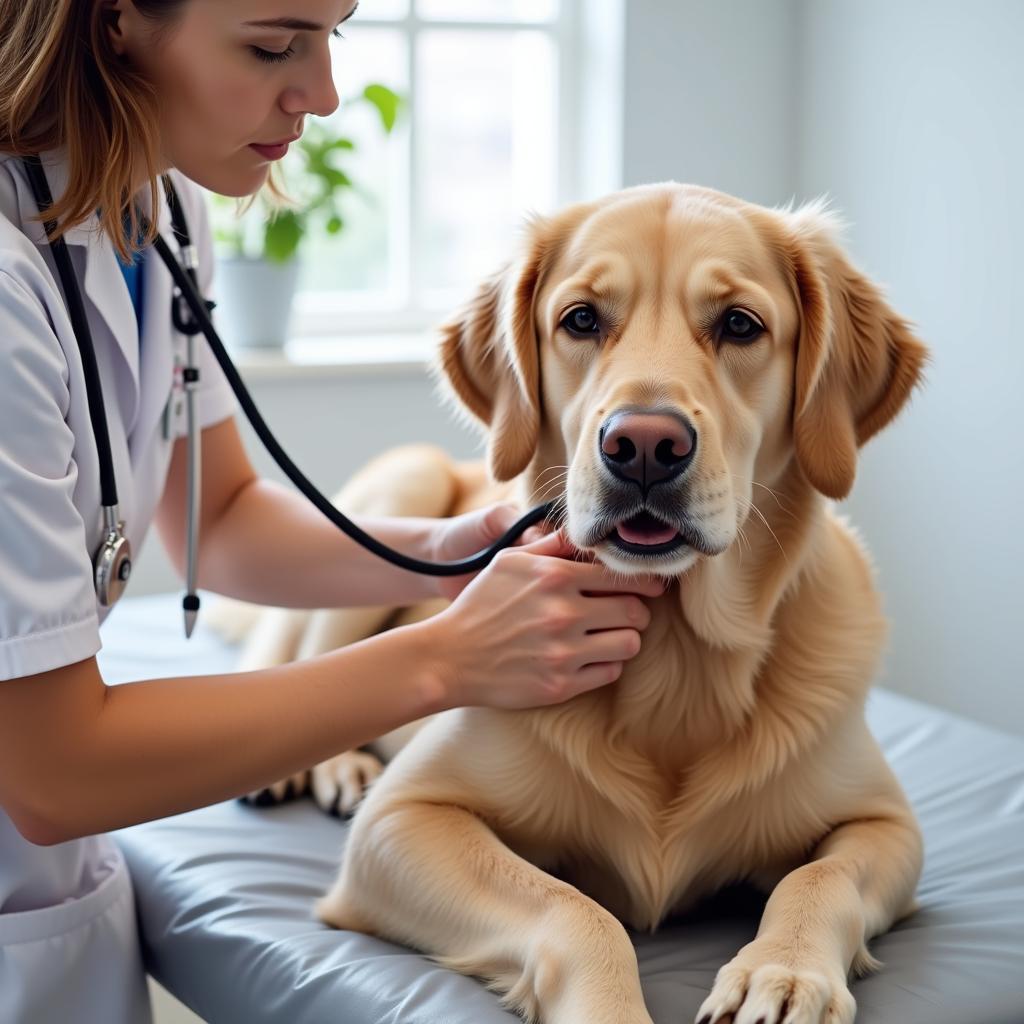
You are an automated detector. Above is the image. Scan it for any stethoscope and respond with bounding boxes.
[23,155,554,637]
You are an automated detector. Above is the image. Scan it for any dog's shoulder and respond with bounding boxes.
[788,504,886,626]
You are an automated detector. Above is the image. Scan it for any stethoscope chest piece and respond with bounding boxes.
[94,508,132,608]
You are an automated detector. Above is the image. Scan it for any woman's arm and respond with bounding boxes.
[0,530,663,847]
[0,618,445,846]
[155,416,444,608]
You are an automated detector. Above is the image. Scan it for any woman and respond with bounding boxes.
[0,2,664,1021]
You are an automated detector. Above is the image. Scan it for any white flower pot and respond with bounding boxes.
[214,256,301,350]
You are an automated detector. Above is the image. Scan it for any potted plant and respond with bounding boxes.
[209,83,402,350]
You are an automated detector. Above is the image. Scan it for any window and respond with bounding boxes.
[290,0,577,341]
[208,0,625,354]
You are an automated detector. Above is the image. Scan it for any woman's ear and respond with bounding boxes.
[100,0,131,56]
[784,201,931,500]
[433,217,552,482]
[100,0,150,58]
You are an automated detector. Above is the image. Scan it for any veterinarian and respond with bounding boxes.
[0,2,665,1020]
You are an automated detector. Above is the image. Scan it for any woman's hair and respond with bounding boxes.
[1,0,196,261]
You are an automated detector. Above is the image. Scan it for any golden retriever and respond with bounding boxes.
[217,182,929,1024]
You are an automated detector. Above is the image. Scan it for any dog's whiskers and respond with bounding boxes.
[728,473,796,519]
[734,520,751,564]
[736,495,788,564]
[532,472,568,506]
[530,465,569,505]
[534,463,569,485]
[550,498,570,535]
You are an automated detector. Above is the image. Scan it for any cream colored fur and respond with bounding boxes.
[213,183,929,1024]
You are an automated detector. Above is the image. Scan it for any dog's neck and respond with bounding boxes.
[516,459,828,773]
[680,460,825,654]
[515,455,824,651]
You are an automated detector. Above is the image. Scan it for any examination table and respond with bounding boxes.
[104,593,1024,1023]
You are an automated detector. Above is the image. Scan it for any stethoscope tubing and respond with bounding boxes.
[23,148,558,618]
[152,226,556,575]
[23,155,120,510]
[25,150,557,578]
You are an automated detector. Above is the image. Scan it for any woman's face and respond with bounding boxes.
[109,0,356,195]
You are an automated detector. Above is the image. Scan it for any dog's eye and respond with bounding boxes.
[720,308,765,343]
[561,305,600,338]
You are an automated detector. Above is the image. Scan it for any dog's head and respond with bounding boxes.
[435,183,929,577]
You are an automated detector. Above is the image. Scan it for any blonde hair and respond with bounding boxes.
[0,0,280,262]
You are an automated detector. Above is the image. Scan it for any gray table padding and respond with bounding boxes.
[103,593,1024,1024]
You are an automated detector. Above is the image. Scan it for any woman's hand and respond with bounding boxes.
[430,502,546,602]
[420,528,668,711]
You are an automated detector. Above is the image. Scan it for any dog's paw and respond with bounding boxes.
[241,769,311,806]
[695,941,856,1024]
[310,750,385,818]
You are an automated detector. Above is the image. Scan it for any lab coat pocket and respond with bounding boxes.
[0,842,153,1024]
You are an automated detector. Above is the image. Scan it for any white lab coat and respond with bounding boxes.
[0,149,237,1023]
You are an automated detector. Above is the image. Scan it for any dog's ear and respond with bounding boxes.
[434,218,550,482]
[783,201,930,500]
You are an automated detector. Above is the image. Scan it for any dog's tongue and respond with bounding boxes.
[616,513,678,546]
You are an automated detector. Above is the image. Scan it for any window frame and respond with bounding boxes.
[289,0,589,342]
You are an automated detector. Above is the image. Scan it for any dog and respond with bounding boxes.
[215,182,929,1024]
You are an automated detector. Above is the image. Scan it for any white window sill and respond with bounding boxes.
[228,333,437,379]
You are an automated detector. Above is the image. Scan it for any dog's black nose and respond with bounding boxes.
[599,410,697,492]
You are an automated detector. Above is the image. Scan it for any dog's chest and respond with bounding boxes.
[554,765,824,931]
[506,610,835,930]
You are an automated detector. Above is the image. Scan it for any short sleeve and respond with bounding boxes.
[172,174,238,434]
[0,271,101,680]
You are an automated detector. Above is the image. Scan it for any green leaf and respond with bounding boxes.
[210,78,401,258]
[323,167,353,190]
[362,84,402,133]
[263,210,303,263]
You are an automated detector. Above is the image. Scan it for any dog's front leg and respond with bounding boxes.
[317,801,653,1024]
[696,814,922,1024]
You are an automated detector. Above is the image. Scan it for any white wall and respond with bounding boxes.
[622,0,800,208]
[797,0,1024,735]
